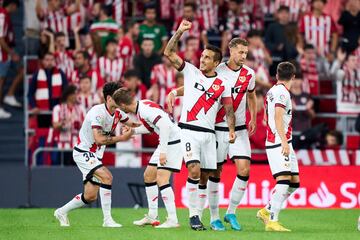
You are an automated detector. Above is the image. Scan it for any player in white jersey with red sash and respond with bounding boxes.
[54,82,139,228]
[168,38,257,231]
[113,89,183,228]
[164,20,236,231]
[257,62,300,232]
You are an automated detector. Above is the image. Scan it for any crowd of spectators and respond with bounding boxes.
[0,0,359,165]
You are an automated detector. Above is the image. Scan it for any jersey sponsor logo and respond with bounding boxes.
[187,78,225,122]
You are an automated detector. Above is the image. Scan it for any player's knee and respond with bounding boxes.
[238,166,250,177]
[187,163,200,179]
[101,173,113,185]
[144,172,156,183]
[212,166,223,178]
[156,175,168,186]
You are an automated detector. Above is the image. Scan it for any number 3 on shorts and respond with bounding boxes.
[185,142,191,152]
[83,152,95,162]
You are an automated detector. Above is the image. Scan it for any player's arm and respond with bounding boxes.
[122,118,142,128]
[223,100,236,143]
[155,118,172,166]
[247,90,257,136]
[164,20,191,70]
[92,127,132,145]
[132,125,151,135]
[274,106,289,156]
[166,86,184,113]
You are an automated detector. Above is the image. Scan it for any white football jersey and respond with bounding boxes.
[179,62,232,131]
[265,83,293,146]
[76,104,129,159]
[215,63,256,128]
[136,100,181,142]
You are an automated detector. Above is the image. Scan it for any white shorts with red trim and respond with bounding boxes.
[266,142,299,178]
[73,147,103,182]
[148,140,183,172]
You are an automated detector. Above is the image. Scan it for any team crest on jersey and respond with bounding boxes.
[239,76,246,83]
[95,116,103,124]
[212,84,220,91]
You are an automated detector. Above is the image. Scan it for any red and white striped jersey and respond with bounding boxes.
[69,68,104,93]
[38,8,67,33]
[97,56,125,83]
[215,63,256,127]
[299,13,337,57]
[275,0,309,22]
[265,83,293,145]
[87,47,98,69]
[0,7,13,62]
[179,62,232,131]
[173,17,206,50]
[112,0,125,26]
[76,103,129,158]
[300,56,319,95]
[159,0,172,19]
[173,0,184,20]
[150,64,177,107]
[52,103,86,149]
[251,47,268,69]
[77,92,101,111]
[196,0,218,30]
[354,47,360,68]
[54,50,74,79]
[117,35,135,69]
[222,9,253,39]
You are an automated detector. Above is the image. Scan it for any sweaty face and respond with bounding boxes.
[199,49,218,73]
[230,44,248,67]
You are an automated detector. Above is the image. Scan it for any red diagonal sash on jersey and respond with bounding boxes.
[142,100,163,110]
[215,68,252,123]
[187,78,225,122]
[110,110,121,133]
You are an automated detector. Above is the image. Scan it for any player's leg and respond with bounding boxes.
[208,164,225,231]
[155,169,180,228]
[55,181,99,227]
[133,164,159,226]
[225,132,251,231]
[287,145,300,199]
[196,170,209,220]
[93,166,121,227]
[0,61,11,118]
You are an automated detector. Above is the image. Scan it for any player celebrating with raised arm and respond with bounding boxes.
[113,88,182,228]
[167,38,257,231]
[257,62,300,232]
[54,82,139,228]
[164,20,236,231]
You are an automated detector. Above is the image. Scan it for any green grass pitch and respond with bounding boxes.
[0,208,359,240]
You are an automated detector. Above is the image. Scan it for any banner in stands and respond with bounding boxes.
[174,165,360,209]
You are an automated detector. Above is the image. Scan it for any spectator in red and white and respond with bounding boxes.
[35,0,82,44]
[274,0,310,23]
[172,72,184,122]
[76,74,101,111]
[220,0,254,56]
[122,69,147,100]
[0,0,20,119]
[338,0,360,54]
[178,36,202,67]
[172,2,208,51]
[52,85,86,150]
[245,52,272,90]
[195,0,219,30]
[265,5,298,76]
[97,39,125,83]
[299,44,320,95]
[147,56,178,108]
[247,29,272,70]
[298,0,338,58]
[241,0,266,29]
[133,38,162,88]
[70,50,104,93]
[90,3,119,53]
[49,32,74,80]
[74,26,99,69]
[290,72,316,132]
[355,36,360,68]
[28,52,68,114]
[117,21,140,70]
[88,0,126,27]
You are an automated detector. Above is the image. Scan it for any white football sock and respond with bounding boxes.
[197,185,207,220]
[227,175,249,214]
[208,177,220,222]
[145,182,159,219]
[60,193,86,213]
[160,184,178,222]
[269,181,290,222]
[186,178,199,217]
[100,185,112,220]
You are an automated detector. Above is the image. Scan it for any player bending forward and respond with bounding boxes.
[257,62,300,232]
[168,38,257,231]
[164,19,236,231]
[113,88,182,228]
[54,82,138,227]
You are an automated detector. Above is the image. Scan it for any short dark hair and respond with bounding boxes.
[42,52,54,59]
[326,130,343,145]
[76,50,90,61]
[229,38,249,48]
[184,2,197,11]
[106,38,118,46]
[100,3,113,17]
[123,69,140,80]
[112,88,133,105]
[205,44,222,63]
[142,38,154,44]
[3,0,20,7]
[125,20,138,32]
[54,32,66,39]
[304,44,315,50]
[144,4,157,12]
[185,36,198,45]
[247,29,262,38]
[61,85,77,103]
[79,73,91,82]
[277,62,296,81]
[311,0,327,4]
[103,82,121,101]
[278,5,290,12]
